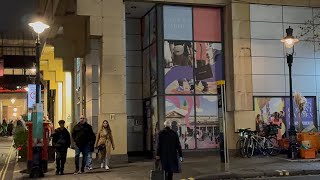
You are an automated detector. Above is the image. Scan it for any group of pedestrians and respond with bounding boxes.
[51,116,183,180]
[51,115,115,175]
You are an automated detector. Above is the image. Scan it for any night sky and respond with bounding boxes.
[0,0,36,32]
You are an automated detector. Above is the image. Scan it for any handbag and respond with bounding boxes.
[97,144,106,151]
[195,44,213,81]
[150,159,165,180]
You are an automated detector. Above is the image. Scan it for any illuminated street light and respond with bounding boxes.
[281,26,299,48]
[28,21,49,34]
[28,20,49,178]
[281,26,299,159]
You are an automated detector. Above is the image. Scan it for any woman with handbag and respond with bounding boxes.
[95,120,115,170]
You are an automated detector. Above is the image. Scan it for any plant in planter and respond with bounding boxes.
[13,126,28,161]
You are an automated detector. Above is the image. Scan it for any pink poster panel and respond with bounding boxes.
[193,8,221,42]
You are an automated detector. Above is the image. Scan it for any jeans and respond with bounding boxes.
[75,145,89,172]
[56,151,67,173]
[86,152,92,168]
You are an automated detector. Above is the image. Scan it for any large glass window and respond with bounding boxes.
[161,5,223,149]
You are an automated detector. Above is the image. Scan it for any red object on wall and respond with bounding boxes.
[193,8,221,41]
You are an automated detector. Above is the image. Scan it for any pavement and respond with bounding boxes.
[2,139,320,180]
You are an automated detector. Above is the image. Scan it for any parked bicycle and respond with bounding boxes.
[236,127,280,158]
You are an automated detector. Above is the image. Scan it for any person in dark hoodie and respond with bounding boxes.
[52,120,71,175]
[71,115,95,174]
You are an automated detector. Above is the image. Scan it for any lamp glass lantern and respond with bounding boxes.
[281,26,299,49]
[28,21,49,34]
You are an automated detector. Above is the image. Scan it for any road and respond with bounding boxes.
[252,175,320,180]
[0,136,15,180]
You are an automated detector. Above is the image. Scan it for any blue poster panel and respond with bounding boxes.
[163,6,193,40]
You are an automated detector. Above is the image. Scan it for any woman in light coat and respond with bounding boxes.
[95,120,115,170]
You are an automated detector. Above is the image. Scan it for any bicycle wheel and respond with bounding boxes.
[265,137,280,156]
[237,138,247,158]
[246,138,255,158]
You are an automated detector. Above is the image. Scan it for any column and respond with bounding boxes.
[100,0,127,160]
[85,38,101,133]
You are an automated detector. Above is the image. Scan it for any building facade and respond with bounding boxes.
[37,0,320,161]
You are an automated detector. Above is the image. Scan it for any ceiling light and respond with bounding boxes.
[11,98,15,104]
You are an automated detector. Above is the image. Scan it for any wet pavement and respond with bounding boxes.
[0,136,15,180]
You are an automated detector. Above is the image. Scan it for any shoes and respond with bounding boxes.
[60,171,64,175]
[73,170,81,175]
[87,167,93,170]
[105,165,110,170]
[101,163,104,169]
[176,86,184,92]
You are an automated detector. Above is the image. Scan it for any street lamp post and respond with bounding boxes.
[28,21,49,177]
[281,26,299,159]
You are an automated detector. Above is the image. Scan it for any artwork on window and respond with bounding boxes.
[193,8,221,41]
[194,42,223,94]
[163,6,193,40]
[195,96,219,149]
[143,48,150,98]
[164,40,194,94]
[166,96,195,149]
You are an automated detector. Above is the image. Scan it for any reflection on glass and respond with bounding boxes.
[143,48,150,98]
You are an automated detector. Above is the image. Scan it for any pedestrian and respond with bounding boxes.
[95,120,115,170]
[7,120,13,136]
[156,120,183,180]
[52,120,71,175]
[86,132,96,170]
[15,116,27,130]
[71,115,95,174]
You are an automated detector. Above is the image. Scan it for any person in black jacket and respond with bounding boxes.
[52,120,71,175]
[156,120,183,180]
[71,115,95,174]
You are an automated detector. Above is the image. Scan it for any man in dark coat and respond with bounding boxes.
[156,120,183,180]
[71,115,95,174]
[52,120,71,175]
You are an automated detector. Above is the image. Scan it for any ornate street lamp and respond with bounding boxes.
[281,26,299,159]
[28,21,49,178]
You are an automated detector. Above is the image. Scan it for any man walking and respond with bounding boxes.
[52,120,71,175]
[156,120,183,180]
[72,115,95,174]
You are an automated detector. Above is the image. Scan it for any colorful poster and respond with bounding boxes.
[163,6,193,40]
[165,96,195,149]
[194,42,223,94]
[193,8,221,41]
[254,97,317,134]
[285,97,316,128]
[28,84,37,108]
[143,48,150,98]
[164,41,194,94]
[196,96,219,149]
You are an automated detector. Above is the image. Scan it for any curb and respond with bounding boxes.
[196,169,320,179]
